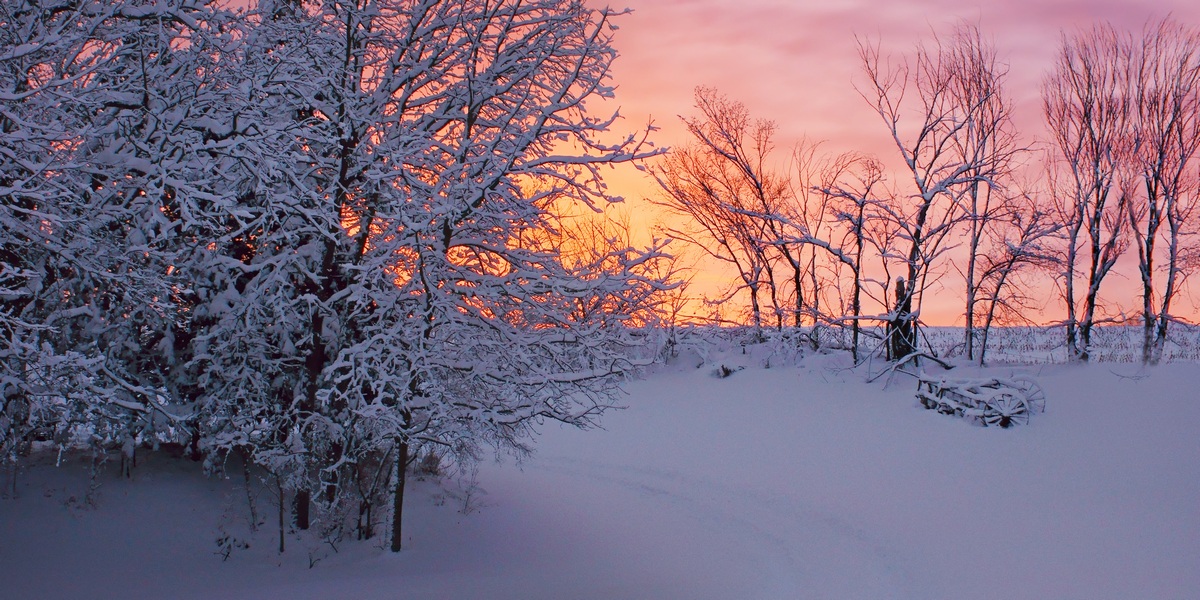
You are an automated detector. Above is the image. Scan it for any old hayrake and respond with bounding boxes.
[916,374,1047,428]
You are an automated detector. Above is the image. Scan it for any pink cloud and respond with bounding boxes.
[600,0,1200,153]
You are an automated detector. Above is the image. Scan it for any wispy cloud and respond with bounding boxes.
[602,0,1200,154]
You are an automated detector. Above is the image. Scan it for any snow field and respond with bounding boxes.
[2,355,1198,599]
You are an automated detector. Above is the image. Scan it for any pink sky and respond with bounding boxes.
[593,0,1200,325]
[601,0,1200,154]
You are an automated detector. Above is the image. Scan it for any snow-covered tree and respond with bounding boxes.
[0,0,100,473]
[1,0,239,477]
[173,0,664,551]
[972,186,1059,364]
[3,0,667,553]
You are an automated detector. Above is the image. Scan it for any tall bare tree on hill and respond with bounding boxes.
[653,89,862,340]
[973,186,1061,364]
[857,22,1014,360]
[818,152,889,362]
[1126,18,1200,364]
[942,25,1024,362]
[650,88,787,336]
[1044,23,1136,362]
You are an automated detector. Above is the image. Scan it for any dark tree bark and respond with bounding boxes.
[390,439,410,553]
[891,277,916,360]
[293,490,310,530]
[277,476,286,554]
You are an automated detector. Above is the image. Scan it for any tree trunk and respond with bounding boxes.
[964,285,976,361]
[851,231,864,364]
[850,280,860,364]
[767,275,782,331]
[1064,224,1082,361]
[1139,226,1156,365]
[808,253,820,351]
[277,476,286,554]
[978,266,1012,367]
[389,439,409,553]
[358,499,373,540]
[1152,315,1170,365]
[891,277,915,360]
[1142,307,1155,365]
[294,489,310,530]
[964,215,978,362]
[748,284,763,340]
[241,450,258,532]
[792,267,803,329]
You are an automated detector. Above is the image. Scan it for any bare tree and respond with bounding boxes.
[652,89,867,351]
[544,206,681,332]
[1127,19,1200,364]
[650,87,789,336]
[942,24,1024,361]
[1044,23,1136,361]
[857,23,1009,360]
[819,153,888,362]
[790,140,840,347]
[974,188,1061,364]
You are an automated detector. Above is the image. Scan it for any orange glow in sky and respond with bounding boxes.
[591,0,1200,326]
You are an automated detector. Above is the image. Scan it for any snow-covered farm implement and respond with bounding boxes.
[916,374,1046,427]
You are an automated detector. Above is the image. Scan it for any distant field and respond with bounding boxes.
[921,324,1200,363]
[666,323,1200,364]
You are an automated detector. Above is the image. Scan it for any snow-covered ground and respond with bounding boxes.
[3,351,1198,599]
